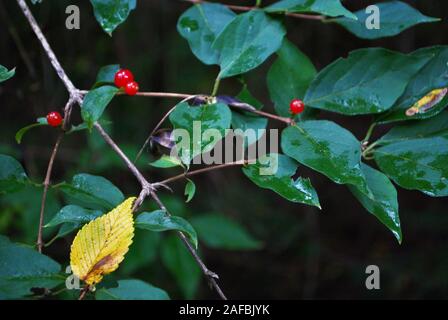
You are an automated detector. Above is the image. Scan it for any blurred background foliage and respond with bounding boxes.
[0,0,447,299]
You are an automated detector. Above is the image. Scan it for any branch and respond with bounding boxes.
[94,122,150,188]
[182,0,325,20]
[79,90,191,99]
[37,98,77,252]
[150,191,228,300]
[36,133,63,252]
[134,105,177,163]
[135,95,195,163]
[94,123,228,299]
[158,160,247,185]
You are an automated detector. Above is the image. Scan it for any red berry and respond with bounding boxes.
[46,111,63,127]
[114,69,134,88]
[290,99,305,115]
[125,81,139,96]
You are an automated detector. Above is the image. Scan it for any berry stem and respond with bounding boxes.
[251,109,295,125]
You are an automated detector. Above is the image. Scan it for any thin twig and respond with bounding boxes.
[134,105,176,163]
[159,160,247,185]
[94,122,150,188]
[36,133,63,252]
[150,192,228,300]
[79,90,191,99]
[251,109,294,125]
[135,95,195,163]
[182,0,325,20]
[78,286,90,300]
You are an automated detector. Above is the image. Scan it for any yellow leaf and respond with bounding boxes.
[70,197,136,286]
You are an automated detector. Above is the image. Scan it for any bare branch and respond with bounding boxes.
[182,0,325,20]
[159,160,247,185]
[36,133,63,252]
[150,191,228,300]
[79,90,191,99]
[36,98,76,252]
[94,122,150,188]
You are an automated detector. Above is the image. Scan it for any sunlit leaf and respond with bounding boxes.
[70,197,135,286]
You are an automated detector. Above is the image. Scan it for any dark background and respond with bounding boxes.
[0,0,447,299]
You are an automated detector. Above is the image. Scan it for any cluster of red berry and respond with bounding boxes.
[45,69,140,128]
[114,69,139,96]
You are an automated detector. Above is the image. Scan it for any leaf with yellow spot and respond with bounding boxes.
[70,197,135,286]
[406,88,448,116]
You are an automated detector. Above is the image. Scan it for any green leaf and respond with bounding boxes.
[161,235,201,299]
[231,111,268,147]
[149,155,184,169]
[281,121,371,196]
[55,222,82,239]
[265,0,357,20]
[169,102,232,164]
[378,112,448,145]
[267,39,317,117]
[304,48,429,115]
[90,0,136,35]
[0,65,15,83]
[81,85,118,129]
[348,163,401,243]
[44,205,103,228]
[0,154,29,194]
[378,46,448,123]
[243,154,320,208]
[334,1,439,40]
[191,213,262,250]
[15,121,48,144]
[96,279,170,300]
[0,235,63,299]
[94,64,120,87]
[213,10,286,78]
[136,210,198,249]
[67,119,112,135]
[374,128,448,197]
[177,3,236,65]
[58,173,124,210]
[184,179,196,203]
[232,86,268,147]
